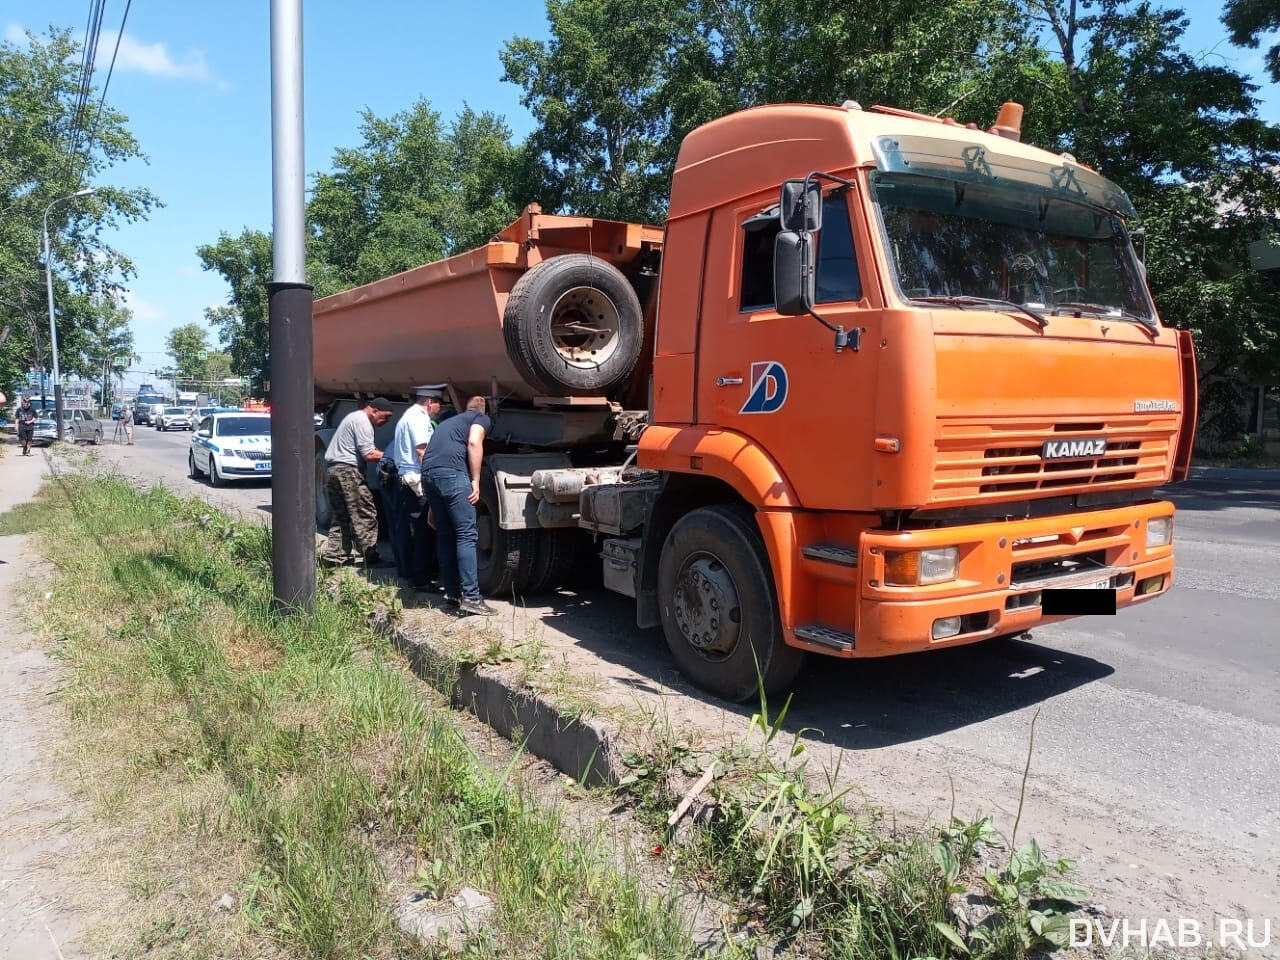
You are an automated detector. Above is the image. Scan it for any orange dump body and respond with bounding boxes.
[312,205,663,401]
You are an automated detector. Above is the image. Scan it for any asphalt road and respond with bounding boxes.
[87,425,1280,930]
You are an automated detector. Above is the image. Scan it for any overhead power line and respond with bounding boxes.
[76,0,132,186]
[61,0,108,189]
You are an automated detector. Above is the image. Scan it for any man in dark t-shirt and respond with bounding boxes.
[422,396,495,616]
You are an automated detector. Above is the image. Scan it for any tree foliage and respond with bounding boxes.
[1222,0,1280,83]
[0,27,157,394]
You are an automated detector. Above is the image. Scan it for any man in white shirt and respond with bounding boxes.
[386,385,444,589]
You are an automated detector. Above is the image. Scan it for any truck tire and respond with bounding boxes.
[503,254,644,396]
[475,467,535,597]
[524,529,579,595]
[658,504,805,702]
[315,451,333,530]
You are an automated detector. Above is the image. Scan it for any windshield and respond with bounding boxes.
[165,407,186,415]
[137,394,165,406]
[215,417,269,438]
[871,172,1154,321]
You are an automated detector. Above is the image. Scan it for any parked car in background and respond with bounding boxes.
[155,406,194,431]
[30,409,103,445]
[189,412,272,486]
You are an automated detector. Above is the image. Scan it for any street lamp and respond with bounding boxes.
[43,187,96,440]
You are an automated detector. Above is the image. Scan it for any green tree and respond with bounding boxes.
[61,293,135,406]
[166,322,211,382]
[197,232,272,394]
[1223,0,1280,83]
[0,27,158,394]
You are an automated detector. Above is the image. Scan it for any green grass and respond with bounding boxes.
[10,475,693,959]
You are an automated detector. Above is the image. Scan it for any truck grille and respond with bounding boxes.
[933,416,1176,505]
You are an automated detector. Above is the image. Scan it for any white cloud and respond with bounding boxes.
[104,30,213,83]
[177,265,202,279]
[6,23,219,86]
[119,292,166,324]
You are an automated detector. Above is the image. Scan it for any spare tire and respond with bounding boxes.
[503,254,644,396]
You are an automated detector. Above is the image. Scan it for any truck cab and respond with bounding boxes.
[613,101,1195,698]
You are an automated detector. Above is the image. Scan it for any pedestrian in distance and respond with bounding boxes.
[121,403,134,444]
[321,397,394,567]
[387,384,444,591]
[422,395,496,616]
[15,397,37,456]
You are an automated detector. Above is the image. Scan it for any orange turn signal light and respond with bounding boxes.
[884,550,920,586]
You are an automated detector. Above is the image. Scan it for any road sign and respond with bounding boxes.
[114,356,128,367]
[198,350,208,360]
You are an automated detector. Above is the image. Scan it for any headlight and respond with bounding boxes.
[221,448,238,459]
[884,547,959,586]
[1146,516,1172,548]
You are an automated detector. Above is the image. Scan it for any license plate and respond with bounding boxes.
[255,462,272,471]
[1070,577,1112,590]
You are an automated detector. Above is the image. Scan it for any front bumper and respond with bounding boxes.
[855,499,1174,656]
[775,499,1175,658]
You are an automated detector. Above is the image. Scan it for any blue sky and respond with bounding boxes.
[4,0,1277,390]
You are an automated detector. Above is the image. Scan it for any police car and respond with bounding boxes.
[188,412,271,486]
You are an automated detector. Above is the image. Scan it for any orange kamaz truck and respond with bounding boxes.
[313,101,1197,701]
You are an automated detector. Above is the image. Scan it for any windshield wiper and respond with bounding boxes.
[1050,301,1158,336]
[913,295,1048,329]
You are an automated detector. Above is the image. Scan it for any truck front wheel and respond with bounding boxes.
[658,504,805,702]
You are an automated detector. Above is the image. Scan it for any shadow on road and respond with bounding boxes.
[470,585,1118,750]
[1159,476,1280,513]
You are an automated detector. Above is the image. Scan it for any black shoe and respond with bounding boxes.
[457,598,498,617]
[363,549,390,567]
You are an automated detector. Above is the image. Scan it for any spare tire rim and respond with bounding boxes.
[548,286,622,369]
[673,551,742,661]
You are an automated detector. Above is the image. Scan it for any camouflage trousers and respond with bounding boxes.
[324,462,378,559]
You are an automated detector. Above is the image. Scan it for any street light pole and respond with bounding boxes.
[43,188,95,440]
[268,0,315,613]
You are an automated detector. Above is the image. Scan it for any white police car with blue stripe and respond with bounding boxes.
[189,412,272,487]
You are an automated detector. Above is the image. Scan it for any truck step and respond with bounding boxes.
[793,623,856,652]
[801,542,858,567]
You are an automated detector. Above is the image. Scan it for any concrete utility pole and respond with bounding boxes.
[43,188,95,440]
[268,0,315,612]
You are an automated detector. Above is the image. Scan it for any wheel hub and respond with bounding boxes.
[673,555,741,656]
[549,286,621,369]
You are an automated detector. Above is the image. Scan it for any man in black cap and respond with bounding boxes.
[386,384,444,589]
[321,397,393,566]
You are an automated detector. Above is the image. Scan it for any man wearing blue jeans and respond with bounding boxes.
[422,396,496,616]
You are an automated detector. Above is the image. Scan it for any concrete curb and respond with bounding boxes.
[382,612,627,789]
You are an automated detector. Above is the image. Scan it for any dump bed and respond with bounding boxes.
[313,204,663,402]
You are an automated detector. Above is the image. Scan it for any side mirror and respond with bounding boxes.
[774,231,815,315]
[197,429,211,438]
[780,179,822,232]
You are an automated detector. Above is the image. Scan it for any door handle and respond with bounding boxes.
[716,376,743,387]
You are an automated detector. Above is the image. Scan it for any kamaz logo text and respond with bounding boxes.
[1134,399,1179,412]
[1042,438,1107,459]
[741,361,789,414]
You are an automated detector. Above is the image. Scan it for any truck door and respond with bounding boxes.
[697,187,880,510]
